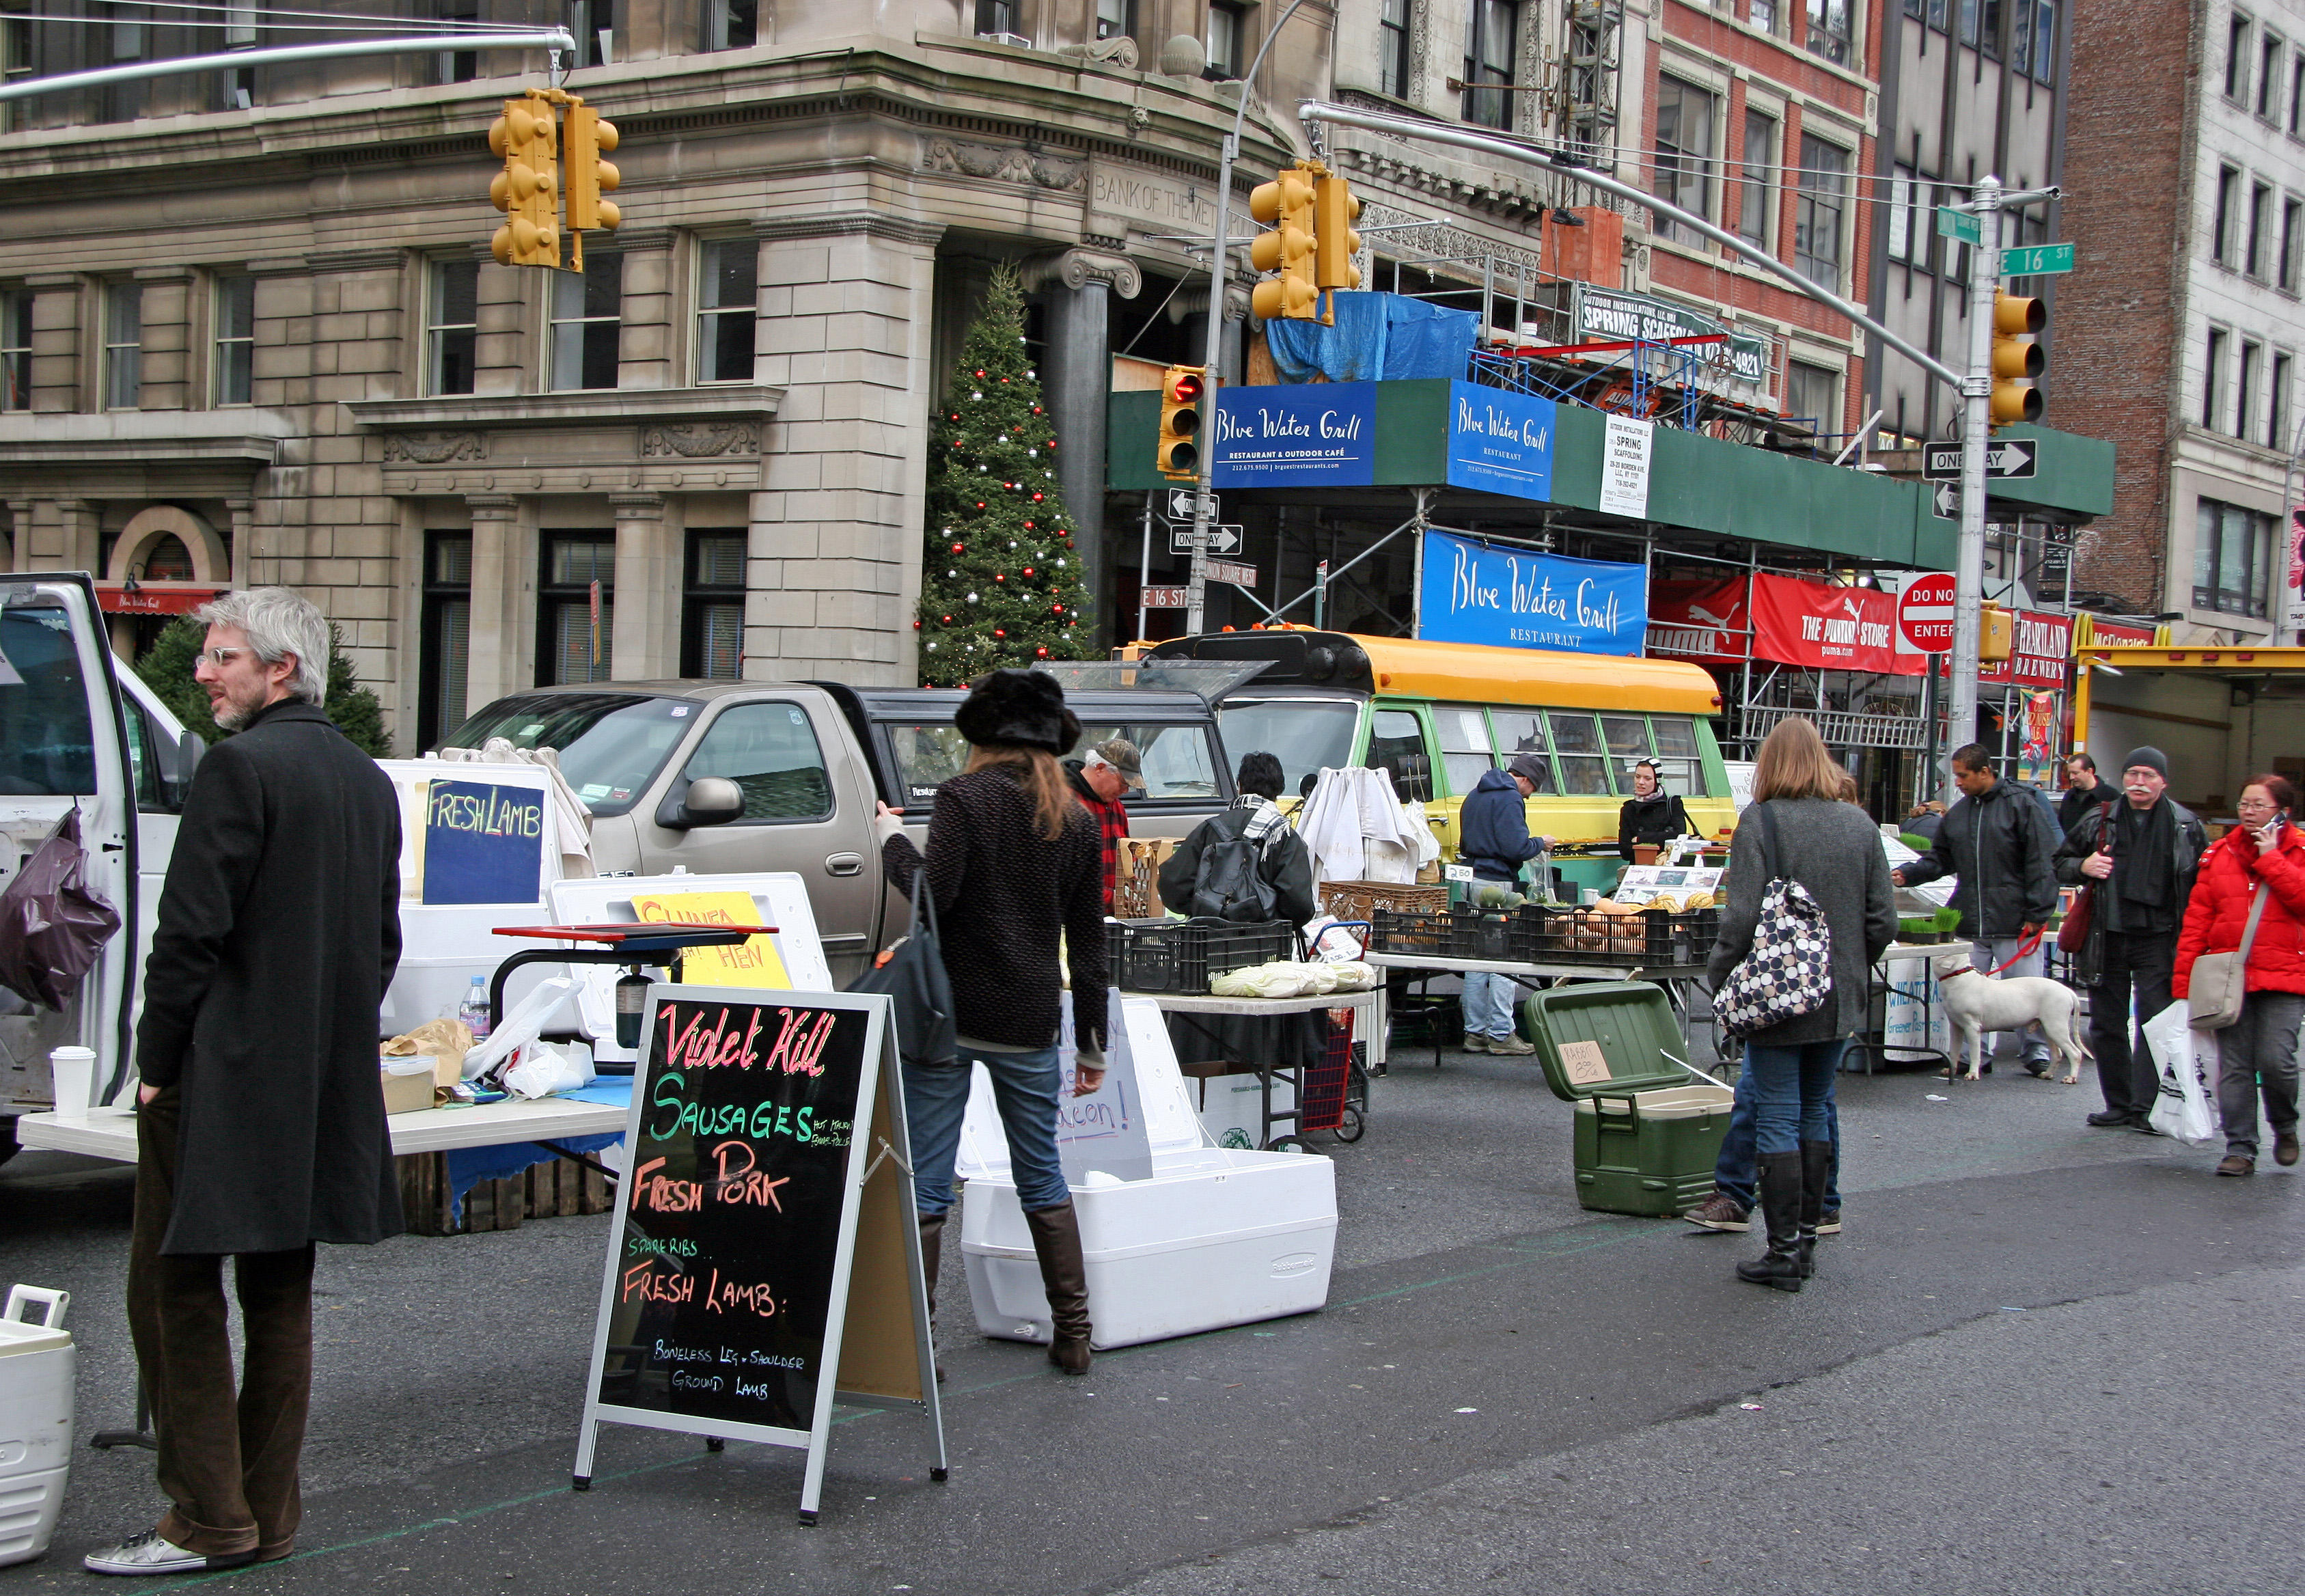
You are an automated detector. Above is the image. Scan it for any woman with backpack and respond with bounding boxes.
[1158,752,1318,928]
[1707,717,1896,1293]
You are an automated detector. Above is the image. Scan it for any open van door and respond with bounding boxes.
[0,575,155,1155]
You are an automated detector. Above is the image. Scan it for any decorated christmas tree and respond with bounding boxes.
[915,264,1095,687]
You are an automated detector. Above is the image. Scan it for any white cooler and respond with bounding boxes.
[0,1287,74,1569]
[956,999,1338,1351]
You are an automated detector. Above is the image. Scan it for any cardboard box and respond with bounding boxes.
[1112,836,1183,920]
[380,1063,437,1115]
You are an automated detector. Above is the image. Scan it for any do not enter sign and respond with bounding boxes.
[1896,574,1957,654]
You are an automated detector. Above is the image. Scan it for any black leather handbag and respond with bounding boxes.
[846,866,956,1067]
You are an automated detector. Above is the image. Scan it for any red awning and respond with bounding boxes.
[96,581,227,616]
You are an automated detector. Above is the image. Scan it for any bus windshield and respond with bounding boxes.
[1217,698,1358,797]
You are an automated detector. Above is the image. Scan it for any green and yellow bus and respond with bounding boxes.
[1145,629,1736,894]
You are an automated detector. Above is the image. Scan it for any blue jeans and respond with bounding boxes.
[1742,1036,1842,1156]
[1715,1050,1842,1210]
[903,1041,1070,1218]
[1461,972,1519,1039]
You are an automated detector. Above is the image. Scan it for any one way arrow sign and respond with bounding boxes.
[1933,482,1959,519]
[1170,524,1243,555]
[1922,439,2039,480]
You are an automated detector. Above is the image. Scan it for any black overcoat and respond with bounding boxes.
[136,698,404,1255]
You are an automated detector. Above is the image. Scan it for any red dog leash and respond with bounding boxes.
[1982,924,2045,975]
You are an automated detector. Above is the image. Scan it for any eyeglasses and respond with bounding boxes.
[2237,796,2277,812]
[198,646,251,669]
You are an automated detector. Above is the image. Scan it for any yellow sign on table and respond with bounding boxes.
[629,890,791,989]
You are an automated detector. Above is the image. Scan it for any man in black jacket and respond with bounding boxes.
[88,590,402,1577]
[2057,752,2119,840]
[2054,746,2207,1130]
[1892,745,2061,1075]
[1159,752,1318,926]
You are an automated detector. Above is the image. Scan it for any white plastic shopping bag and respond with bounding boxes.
[2142,1000,2221,1145]
[462,976,579,1082]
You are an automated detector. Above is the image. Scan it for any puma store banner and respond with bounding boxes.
[1648,574,1921,676]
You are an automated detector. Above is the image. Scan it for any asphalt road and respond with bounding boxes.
[1,1047,2295,1595]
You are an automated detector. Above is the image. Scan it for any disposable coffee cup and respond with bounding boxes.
[1580,888,1601,906]
[49,1046,97,1120]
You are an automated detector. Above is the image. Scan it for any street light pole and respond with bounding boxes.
[1187,0,1314,635]
[0,30,577,103]
[1946,176,2002,802]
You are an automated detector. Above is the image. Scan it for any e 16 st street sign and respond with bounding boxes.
[1998,242,2075,276]
[1922,439,2038,480]
[1141,586,1191,609]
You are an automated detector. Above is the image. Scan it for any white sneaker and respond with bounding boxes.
[1461,1033,1489,1053]
[1488,1034,1536,1056]
[84,1530,255,1576]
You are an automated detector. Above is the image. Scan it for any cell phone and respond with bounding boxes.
[2263,810,2290,837]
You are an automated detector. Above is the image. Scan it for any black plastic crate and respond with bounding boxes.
[1105,918,1295,993]
[1511,906,1720,967]
[1370,907,1519,961]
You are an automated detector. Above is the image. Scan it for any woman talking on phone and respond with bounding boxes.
[2172,774,2305,1175]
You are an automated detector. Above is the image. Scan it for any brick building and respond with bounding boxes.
[2059,0,2305,636]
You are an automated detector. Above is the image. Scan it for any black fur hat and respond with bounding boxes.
[955,668,1080,756]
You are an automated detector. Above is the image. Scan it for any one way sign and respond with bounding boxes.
[1170,524,1243,555]
[1922,439,2038,480]
[1932,482,1960,519]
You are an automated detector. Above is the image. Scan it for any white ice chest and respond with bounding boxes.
[955,996,1338,1351]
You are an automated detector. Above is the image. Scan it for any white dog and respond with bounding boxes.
[1929,952,2093,1085]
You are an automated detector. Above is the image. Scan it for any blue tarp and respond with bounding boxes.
[442,1075,628,1223]
[1265,292,1478,383]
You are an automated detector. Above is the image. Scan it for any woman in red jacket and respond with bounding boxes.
[2172,773,2305,1175]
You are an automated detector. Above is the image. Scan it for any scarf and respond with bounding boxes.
[2114,797,2175,916]
[1233,793,1289,846]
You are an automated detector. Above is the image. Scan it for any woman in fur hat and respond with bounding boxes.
[875,668,1111,1373]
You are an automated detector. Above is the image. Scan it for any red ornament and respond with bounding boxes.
[952,542,965,553]
[1032,405,1043,413]
[1035,646,1050,658]
[949,413,959,420]
[1051,603,1064,614]
[913,620,922,629]
[994,628,1006,638]
[1032,493,1044,502]
[976,501,985,508]
[941,615,952,624]
[1023,567,1035,577]
[1047,440,1057,448]
[975,369,984,378]
[1023,521,1034,529]
[995,573,1006,583]
[1000,376,1010,383]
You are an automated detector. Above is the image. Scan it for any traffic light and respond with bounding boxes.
[1990,290,2045,428]
[1313,173,1362,292]
[1157,364,1205,480]
[1249,165,1319,322]
[563,101,620,235]
[488,94,560,269]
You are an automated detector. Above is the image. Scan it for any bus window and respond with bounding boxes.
[1217,697,1357,797]
[1547,712,1613,795]
[1435,704,1495,795]
[1487,709,1560,795]
[1366,707,1433,802]
[1601,715,1651,759]
[1649,715,1709,797]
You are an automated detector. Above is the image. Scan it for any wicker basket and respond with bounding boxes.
[1320,879,1449,924]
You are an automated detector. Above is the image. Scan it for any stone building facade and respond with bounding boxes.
[2060,0,2305,637]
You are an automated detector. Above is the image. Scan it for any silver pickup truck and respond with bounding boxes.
[439,675,1241,982]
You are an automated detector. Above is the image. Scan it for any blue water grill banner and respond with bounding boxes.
[1444,381,1556,500]
[1417,530,1649,657]
[1210,383,1377,487]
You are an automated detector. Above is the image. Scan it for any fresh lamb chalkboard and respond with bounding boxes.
[573,985,945,1523]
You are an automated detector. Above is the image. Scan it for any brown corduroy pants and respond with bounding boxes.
[124,1087,314,1561]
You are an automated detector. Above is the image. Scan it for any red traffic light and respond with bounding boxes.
[1169,371,1204,404]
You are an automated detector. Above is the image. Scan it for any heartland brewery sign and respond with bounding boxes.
[1572,286,1769,389]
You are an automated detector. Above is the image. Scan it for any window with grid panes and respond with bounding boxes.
[1096,0,1135,40]
[704,0,757,49]
[695,239,756,384]
[1793,136,1847,286]
[1653,77,1716,245]
[1460,0,1516,129]
[549,251,621,391]
[1206,1,1244,77]
[419,532,472,749]
[2030,0,2056,78]
[2228,12,2252,100]
[428,258,478,396]
[2271,353,2292,450]
[1,290,29,412]
[1435,704,1495,795]
[1887,165,1915,262]
[102,281,140,410]
[2249,181,2272,277]
[2214,165,2240,264]
[2262,33,2283,115]
[539,532,616,685]
[1487,710,1560,794]
[213,275,253,406]
[1650,715,1709,796]
[1740,110,1777,249]
[1379,0,1411,98]
[2239,340,2262,439]
[1547,712,1612,795]
[2205,327,2229,429]
[682,530,746,679]
[1806,0,1849,64]
[2194,498,2274,616]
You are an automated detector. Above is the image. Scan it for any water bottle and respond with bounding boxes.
[459,974,493,1041]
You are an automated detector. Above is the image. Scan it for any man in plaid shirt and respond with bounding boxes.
[1064,738,1141,910]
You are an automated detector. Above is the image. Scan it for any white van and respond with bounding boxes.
[0,574,201,1164]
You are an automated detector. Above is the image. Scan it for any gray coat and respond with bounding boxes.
[136,699,404,1255]
[1707,797,1899,1046]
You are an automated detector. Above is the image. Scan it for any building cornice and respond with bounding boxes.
[344,386,782,432]
[0,410,292,471]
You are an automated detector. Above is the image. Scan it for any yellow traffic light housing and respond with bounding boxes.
[1990,290,2045,428]
[1157,364,1205,480]
[564,102,621,236]
[1250,165,1319,322]
[1313,174,1362,292]
[488,93,560,269]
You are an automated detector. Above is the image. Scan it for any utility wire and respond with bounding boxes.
[18,2,538,31]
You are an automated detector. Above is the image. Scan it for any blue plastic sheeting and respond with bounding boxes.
[441,1075,629,1222]
[1265,292,1478,383]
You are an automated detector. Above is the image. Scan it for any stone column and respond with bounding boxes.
[1024,247,1141,649]
[4,500,27,574]
[225,498,254,588]
[55,500,100,575]
[609,491,680,678]
[463,494,529,704]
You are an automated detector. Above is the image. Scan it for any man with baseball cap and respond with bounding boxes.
[2055,747,2207,1130]
[1454,754,1557,1056]
[1063,737,1142,910]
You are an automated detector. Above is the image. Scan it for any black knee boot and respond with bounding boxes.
[1736,1150,1805,1293]
[1794,1140,1832,1279]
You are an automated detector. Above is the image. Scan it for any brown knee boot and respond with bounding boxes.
[1023,1200,1093,1374]
[917,1213,946,1384]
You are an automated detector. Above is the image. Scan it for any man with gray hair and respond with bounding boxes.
[87,588,404,1576]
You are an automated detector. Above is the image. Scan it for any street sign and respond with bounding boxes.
[1897,573,1959,652]
[1936,206,1981,245]
[1932,481,1960,520]
[1997,242,2075,276]
[1922,439,2038,480]
[1166,488,1218,521]
[1206,559,1258,588]
[1141,586,1190,609]
[1168,523,1243,555]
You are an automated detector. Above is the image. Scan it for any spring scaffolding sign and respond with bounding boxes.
[1572,285,1769,388]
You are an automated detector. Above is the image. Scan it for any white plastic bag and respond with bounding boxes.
[2142,1000,2220,1145]
[462,976,579,1082]
[503,1037,596,1100]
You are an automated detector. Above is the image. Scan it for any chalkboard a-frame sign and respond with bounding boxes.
[572,985,947,1524]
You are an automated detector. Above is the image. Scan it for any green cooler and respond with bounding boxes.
[1523,982,1732,1217]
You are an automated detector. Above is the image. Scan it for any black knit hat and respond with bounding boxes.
[955,668,1080,755]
